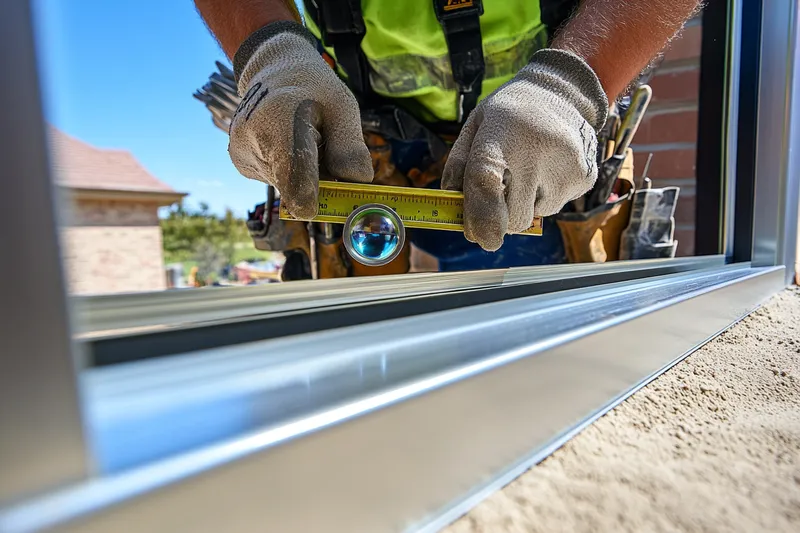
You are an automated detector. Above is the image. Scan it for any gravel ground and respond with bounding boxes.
[445,286,800,533]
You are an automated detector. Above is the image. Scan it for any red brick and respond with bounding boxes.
[647,178,696,193]
[650,69,700,103]
[674,192,696,227]
[674,228,696,256]
[662,25,702,61]
[62,226,167,294]
[633,150,697,180]
[633,110,698,145]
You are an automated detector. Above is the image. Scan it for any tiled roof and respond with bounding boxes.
[49,128,177,194]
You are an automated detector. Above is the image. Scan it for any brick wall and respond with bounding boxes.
[60,199,167,295]
[67,198,160,227]
[632,20,702,256]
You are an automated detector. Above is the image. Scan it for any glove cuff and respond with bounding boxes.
[233,21,318,87]
[523,49,609,132]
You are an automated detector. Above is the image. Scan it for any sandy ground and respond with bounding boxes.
[445,286,800,533]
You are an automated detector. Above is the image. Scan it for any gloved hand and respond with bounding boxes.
[229,22,373,220]
[442,49,608,252]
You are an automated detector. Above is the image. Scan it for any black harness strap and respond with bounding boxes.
[305,0,374,99]
[433,0,486,122]
[306,0,486,123]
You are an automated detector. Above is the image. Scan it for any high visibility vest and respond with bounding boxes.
[304,1,547,123]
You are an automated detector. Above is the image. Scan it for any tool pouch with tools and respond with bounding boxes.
[555,83,685,264]
[556,148,635,263]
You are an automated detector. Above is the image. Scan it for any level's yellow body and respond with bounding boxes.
[279,181,543,236]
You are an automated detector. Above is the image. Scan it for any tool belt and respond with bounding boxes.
[555,148,683,262]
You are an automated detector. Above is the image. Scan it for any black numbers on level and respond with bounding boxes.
[353,205,358,210]
[432,209,439,217]
[319,203,328,210]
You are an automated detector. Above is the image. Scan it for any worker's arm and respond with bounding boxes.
[194,0,301,58]
[552,0,701,101]
[193,1,373,220]
[443,0,701,251]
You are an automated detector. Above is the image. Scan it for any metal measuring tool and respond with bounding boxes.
[280,181,543,266]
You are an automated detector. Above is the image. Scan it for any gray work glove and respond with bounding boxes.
[230,22,373,220]
[442,49,608,251]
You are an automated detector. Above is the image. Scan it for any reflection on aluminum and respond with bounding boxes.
[0,266,782,533]
[343,204,405,266]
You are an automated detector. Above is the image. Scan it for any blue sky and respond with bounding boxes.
[32,0,271,216]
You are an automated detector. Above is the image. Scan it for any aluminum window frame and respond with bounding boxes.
[1,0,798,531]
[0,264,785,533]
[0,0,90,505]
[750,0,800,283]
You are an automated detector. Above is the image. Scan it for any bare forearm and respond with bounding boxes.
[552,0,701,100]
[194,0,301,58]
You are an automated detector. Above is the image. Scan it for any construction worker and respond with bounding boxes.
[195,0,700,273]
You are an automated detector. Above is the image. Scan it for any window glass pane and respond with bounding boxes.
[32,1,707,302]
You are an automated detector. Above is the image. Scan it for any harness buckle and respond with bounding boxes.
[433,0,484,21]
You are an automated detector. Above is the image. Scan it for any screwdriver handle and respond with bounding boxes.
[614,85,652,157]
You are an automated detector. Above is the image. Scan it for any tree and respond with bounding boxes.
[160,203,250,266]
[193,239,228,284]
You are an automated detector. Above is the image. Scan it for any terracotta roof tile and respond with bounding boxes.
[48,127,176,194]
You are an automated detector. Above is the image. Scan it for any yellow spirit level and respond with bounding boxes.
[279,181,543,235]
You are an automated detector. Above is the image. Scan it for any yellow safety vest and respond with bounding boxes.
[305,1,547,123]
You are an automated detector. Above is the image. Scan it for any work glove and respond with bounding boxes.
[230,22,373,220]
[442,49,608,252]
